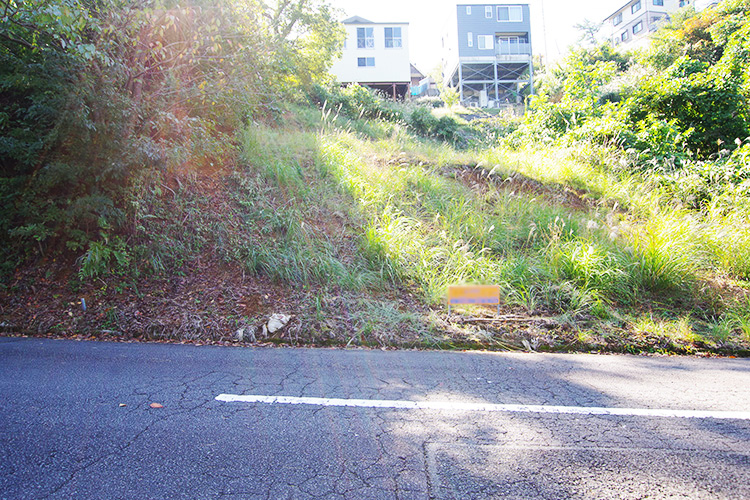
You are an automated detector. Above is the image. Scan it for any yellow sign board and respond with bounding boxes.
[447,285,500,314]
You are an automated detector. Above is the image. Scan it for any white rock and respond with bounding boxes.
[267,313,291,334]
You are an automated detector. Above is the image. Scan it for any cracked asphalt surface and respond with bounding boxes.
[1,338,749,499]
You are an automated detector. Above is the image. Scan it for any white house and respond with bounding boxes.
[329,16,411,99]
[603,0,693,48]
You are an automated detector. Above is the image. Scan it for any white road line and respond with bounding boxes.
[214,394,750,420]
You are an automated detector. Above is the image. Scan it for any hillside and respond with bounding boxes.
[2,0,750,355]
[2,96,749,355]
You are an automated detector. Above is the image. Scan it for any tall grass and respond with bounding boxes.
[479,144,750,288]
[319,132,612,307]
[239,126,314,192]
[315,127,746,318]
[624,214,701,294]
[222,101,750,350]
[698,209,750,280]
[234,126,386,291]
[480,146,654,214]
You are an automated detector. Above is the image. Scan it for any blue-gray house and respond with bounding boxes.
[442,4,533,108]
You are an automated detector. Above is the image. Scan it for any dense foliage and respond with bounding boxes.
[513,0,750,211]
[0,0,343,276]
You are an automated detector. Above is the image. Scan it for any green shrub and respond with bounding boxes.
[625,58,749,157]
[514,3,750,172]
[408,106,439,136]
[310,83,404,123]
[406,107,470,146]
[469,115,521,146]
[78,237,131,279]
[415,96,444,108]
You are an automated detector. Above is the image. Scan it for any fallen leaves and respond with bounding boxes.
[149,402,164,408]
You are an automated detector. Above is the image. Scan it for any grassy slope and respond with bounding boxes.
[2,106,749,355]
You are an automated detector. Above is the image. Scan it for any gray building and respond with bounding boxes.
[442,4,533,108]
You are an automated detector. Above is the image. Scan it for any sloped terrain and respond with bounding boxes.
[3,109,750,356]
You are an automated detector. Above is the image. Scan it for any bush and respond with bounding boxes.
[414,96,444,108]
[406,107,471,146]
[515,3,750,170]
[408,106,440,137]
[435,115,461,142]
[468,115,521,145]
[624,57,749,157]
[310,83,404,123]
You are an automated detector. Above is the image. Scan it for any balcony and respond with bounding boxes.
[496,42,531,56]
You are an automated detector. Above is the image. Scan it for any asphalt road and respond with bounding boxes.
[1,337,749,499]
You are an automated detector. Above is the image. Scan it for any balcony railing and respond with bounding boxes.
[496,42,531,56]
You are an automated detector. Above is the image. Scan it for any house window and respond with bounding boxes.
[621,31,629,41]
[679,0,689,6]
[632,1,642,14]
[385,27,402,48]
[633,21,643,34]
[467,32,473,47]
[466,6,471,15]
[653,0,664,5]
[477,35,494,50]
[356,27,374,49]
[497,6,523,22]
[485,6,493,18]
[497,35,527,54]
[613,13,623,25]
[357,57,375,67]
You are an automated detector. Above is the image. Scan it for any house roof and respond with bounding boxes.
[604,1,630,21]
[410,64,425,79]
[343,16,373,24]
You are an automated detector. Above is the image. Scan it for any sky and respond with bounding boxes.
[327,0,628,73]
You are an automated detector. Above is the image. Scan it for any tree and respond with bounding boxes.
[255,0,344,86]
[441,86,459,108]
[574,19,602,47]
